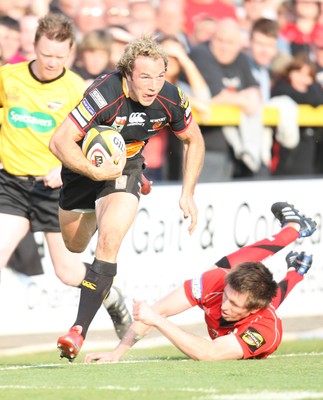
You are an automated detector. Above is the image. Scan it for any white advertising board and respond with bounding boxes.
[0,178,322,335]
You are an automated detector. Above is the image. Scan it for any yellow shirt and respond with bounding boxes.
[0,62,86,176]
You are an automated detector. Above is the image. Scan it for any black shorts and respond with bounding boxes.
[59,156,145,211]
[0,169,60,232]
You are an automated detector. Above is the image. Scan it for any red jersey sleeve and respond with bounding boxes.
[184,268,227,307]
[234,306,283,359]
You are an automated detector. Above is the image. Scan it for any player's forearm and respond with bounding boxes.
[49,136,97,178]
[50,133,124,181]
[152,315,216,361]
[113,321,153,359]
[181,128,204,194]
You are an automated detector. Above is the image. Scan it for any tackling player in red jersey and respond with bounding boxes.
[84,202,316,362]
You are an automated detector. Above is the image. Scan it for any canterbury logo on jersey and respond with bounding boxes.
[82,280,97,290]
[128,112,146,125]
[126,141,145,158]
[9,107,56,132]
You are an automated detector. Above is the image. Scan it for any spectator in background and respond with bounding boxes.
[312,26,323,88]
[280,0,321,56]
[107,25,134,70]
[270,52,323,176]
[160,37,211,116]
[12,14,39,62]
[312,28,323,174]
[247,18,279,101]
[0,19,9,61]
[127,0,157,38]
[72,29,113,86]
[318,0,323,26]
[237,0,291,54]
[0,15,21,64]
[29,0,51,17]
[190,15,218,45]
[189,18,264,181]
[183,0,237,40]
[156,0,191,53]
[49,0,78,19]
[143,35,211,181]
[276,0,294,32]
[105,0,130,27]
[246,18,299,175]
[72,0,107,39]
[0,0,43,20]
[238,0,277,47]
[0,3,12,18]
[273,0,293,54]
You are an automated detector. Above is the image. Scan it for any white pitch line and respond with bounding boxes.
[0,351,323,371]
[0,363,66,371]
[0,359,177,371]
[190,392,323,400]
[270,352,323,358]
[0,385,322,400]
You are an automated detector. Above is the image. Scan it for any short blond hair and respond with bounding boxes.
[117,34,168,77]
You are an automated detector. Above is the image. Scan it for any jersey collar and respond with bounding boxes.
[122,76,130,98]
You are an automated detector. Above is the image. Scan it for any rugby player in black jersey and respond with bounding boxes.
[50,34,205,361]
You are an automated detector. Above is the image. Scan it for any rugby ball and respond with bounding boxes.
[82,126,126,167]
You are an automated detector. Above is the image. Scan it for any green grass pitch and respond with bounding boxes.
[1,339,323,400]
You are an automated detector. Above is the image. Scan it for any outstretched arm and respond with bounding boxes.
[84,286,193,363]
[132,300,244,361]
[84,276,246,362]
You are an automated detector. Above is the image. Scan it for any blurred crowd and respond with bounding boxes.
[1,0,323,182]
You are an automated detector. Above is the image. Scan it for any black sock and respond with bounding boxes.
[73,258,117,338]
[77,262,91,288]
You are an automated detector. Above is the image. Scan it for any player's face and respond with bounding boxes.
[221,285,253,322]
[33,36,72,81]
[126,56,166,106]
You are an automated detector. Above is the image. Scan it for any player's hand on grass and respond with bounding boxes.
[83,351,120,364]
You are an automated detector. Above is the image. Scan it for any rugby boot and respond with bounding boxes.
[285,251,313,275]
[271,202,317,238]
[103,287,132,339]
[57,325,84,362]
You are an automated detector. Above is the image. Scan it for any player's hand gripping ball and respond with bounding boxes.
[82,125,126,167]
